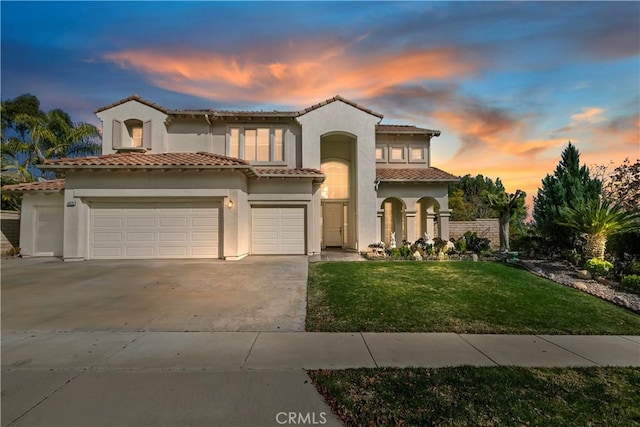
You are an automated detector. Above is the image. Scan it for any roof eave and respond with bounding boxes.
[39,164,252,171]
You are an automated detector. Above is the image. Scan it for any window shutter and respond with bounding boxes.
[142,120,152,150]
[112,120,122,149]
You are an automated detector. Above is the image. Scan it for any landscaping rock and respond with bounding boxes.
[471,254,479,262]
[577,270,592,280]
[522,258,640,313]
[572,282,588,291]
[613,296,630,307]
[413,251,422,261]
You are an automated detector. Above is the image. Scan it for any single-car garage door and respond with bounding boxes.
[252,207,305,254]
[90,201,219,259]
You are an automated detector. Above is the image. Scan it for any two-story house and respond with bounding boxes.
[5,95,458,260]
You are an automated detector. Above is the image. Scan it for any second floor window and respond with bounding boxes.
[229,127,284,162]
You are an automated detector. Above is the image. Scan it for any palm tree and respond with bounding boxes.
[11,109,100,179]
[484,189,525,252]
[557,200,640,260]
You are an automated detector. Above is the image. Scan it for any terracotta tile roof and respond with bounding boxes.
[2,179,65,193]
[254,167,324,177]
[94,94,170,115]
[376,124,440,136]
[297,95,384,119]
[41,152,249,168]
[376,167,459,182]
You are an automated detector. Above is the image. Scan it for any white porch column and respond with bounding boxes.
[405,210,417,242]
[426,211,436,239]
[438,209,452,241]
[376,209,383,243]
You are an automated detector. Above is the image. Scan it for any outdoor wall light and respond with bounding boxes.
[227,200,234,209]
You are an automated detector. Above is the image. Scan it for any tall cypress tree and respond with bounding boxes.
[533,142,601,247]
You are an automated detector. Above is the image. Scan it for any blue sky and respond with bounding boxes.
[2,1,638,205]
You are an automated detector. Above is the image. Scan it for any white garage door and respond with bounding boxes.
[252,207,305,255]
[35,205,64,256]
[90,201,219,259]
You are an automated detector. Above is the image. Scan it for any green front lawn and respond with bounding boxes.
[306,261,640,334]
[309,367,640,427]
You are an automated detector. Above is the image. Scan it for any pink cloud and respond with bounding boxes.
[103,41,481,105]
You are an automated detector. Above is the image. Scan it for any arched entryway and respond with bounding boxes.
[380,197,406,246]
[416,197,440,239]
[320,133,357,249]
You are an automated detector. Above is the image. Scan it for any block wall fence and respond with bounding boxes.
[449,218,500,248]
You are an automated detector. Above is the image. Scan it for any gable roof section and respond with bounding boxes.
[94,94,171,114]
[376,124,440,137]
[297,95,384,119]
[2,179,65,193]
[376,167,459,182]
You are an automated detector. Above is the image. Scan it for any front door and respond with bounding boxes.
[323,202,343,247]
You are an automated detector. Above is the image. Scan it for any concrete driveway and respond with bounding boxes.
[1,256,308,332]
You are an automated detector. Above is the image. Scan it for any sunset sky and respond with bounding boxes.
[2,1,638,210]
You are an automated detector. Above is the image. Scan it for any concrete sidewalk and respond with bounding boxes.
[3,332,639,427]
[3,331,639,370]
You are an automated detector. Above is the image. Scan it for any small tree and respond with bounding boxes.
[484,189,526,252]
[557,200,640,260]
[533,142,601,247]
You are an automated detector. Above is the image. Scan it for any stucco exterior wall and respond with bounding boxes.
[18,193,65,257]
[297,101,380,251]
[96,100,169,154]
[166,118,214,153]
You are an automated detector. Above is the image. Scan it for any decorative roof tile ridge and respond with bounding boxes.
[297,95,384,118]
[94,94,170,114]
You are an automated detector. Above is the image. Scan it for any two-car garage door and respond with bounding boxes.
[90,201,219,259]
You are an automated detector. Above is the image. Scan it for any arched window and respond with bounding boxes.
[320,161,349,199]
[124,119,143,148]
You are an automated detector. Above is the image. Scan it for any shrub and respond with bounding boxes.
[463,231,491,254]
[433,237,447,254]
[399,245,411,258]
[454,238,467,253]
[585,258,614,277]
[621,274,640,290]
[390,248,401,259]
[625,261,640,275]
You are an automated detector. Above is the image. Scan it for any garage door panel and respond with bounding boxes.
[126,217,155,227]
[94,232,123,242]
[93,218,123,228]
[159,217,188,227]
[93,247,123,257]
[126,232,155,242]
[159,232,188,242]
[252,207,305,255]
[192,232,218,241]
[126,247,155,257]
[158,247,187,257]
[91,201,219,259]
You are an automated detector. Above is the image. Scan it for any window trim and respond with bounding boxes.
[409,146,427,164]
[227,126,287,164]
[375,145,387,163]
[389,146,406,163]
